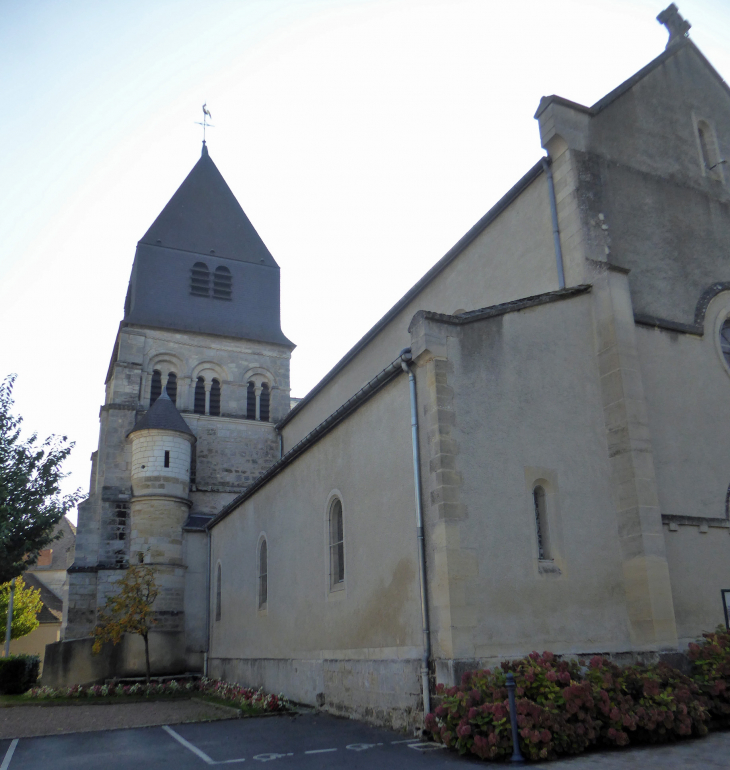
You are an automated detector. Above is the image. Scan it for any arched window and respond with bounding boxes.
[260,383,270,422]
[191,262,210,297]
[329,498,344,589]
[698,120,723,181]
[533,486,551,560]
[194,377,206,415]
[213,266,232,300]
[720,320,730,367]
[210,379,221,417]
[246,382,256,420]
[258,539,268,609]
[215,563,222,622]
[165,372,177,405]
[150,370,162,406]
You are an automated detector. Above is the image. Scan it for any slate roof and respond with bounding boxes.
[138,144,278,267]
[128,391,195,437]
[22,572,63,624]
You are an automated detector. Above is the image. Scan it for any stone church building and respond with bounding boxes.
[47,6,730,729]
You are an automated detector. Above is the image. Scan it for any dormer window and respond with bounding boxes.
[191,262,210,296]
[213,266,232,300]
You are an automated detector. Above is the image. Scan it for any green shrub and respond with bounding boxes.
[0,654,40,694]
[586,656,709,745]
[688,627,730,726]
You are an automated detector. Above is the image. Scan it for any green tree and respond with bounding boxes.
[0,577,43,640]
[0,375,83,583]
[92,565,159,683]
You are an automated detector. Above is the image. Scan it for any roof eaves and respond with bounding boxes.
[534,95,592,120]
[408,284,592,333]
[590,38,689,114]
[210,353,408,530]
[276,158,546,431]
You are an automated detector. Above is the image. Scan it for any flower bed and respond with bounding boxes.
[26,677,290,713]
[426,628,730,762]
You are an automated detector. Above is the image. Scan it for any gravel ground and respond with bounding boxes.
[0,698,235,739]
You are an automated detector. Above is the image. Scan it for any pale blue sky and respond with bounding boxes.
[1,0,728,519]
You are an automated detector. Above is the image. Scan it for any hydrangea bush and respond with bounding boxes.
[27,677,290,713]
[688,628,730,726]
[426,629,729,762]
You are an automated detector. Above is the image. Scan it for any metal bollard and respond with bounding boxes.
[505,672,525,763]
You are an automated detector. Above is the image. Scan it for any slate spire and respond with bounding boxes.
[139,149,277,267]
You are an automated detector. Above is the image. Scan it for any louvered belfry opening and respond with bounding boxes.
[191,262,210,296]
[150,370,162,406]
[210,379,221,417]
[194,377,206,414]
[213,266,232,300]
[260,383,270,422]
[165,372,177,405]
[246,381,256,420]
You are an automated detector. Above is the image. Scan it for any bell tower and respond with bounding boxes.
[62,144,294,677]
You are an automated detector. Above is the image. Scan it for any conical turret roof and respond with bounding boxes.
[128,391,195,437]
[138,144,278,267]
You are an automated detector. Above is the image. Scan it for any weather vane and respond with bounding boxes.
[195,103,214,145]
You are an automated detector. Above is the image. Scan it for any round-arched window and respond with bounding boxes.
[720,320,730,367]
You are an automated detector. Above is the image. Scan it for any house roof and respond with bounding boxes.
[139,143,278,268]
[127,390,195,438]
[22,572,63,624]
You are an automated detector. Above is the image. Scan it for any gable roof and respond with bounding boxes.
[22,572,63,623]
[139,144,278,268]
[128,390,195,438]
[535,39,730,120]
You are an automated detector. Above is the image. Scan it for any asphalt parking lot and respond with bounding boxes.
[2,711,730,769]
[0,712,463,770]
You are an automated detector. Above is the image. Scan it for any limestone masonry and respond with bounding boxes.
[46,5,730,732]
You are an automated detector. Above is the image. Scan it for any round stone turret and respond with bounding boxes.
[127,392,196,638]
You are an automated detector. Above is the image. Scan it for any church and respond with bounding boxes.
[45,5,730,731]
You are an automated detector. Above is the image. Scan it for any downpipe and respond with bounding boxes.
[400,349,432,720]
[204,529,211,677]
[541,156,566,290]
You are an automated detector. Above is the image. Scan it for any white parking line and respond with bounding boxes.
[162,725,229,765]
[161,724,432,765]
[407,742,446,751]
[0,740,18,770]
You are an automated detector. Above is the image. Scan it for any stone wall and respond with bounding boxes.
[209,656,422,731]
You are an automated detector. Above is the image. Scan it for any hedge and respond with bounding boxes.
[0,654,40,695]
[425,627,730,762]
